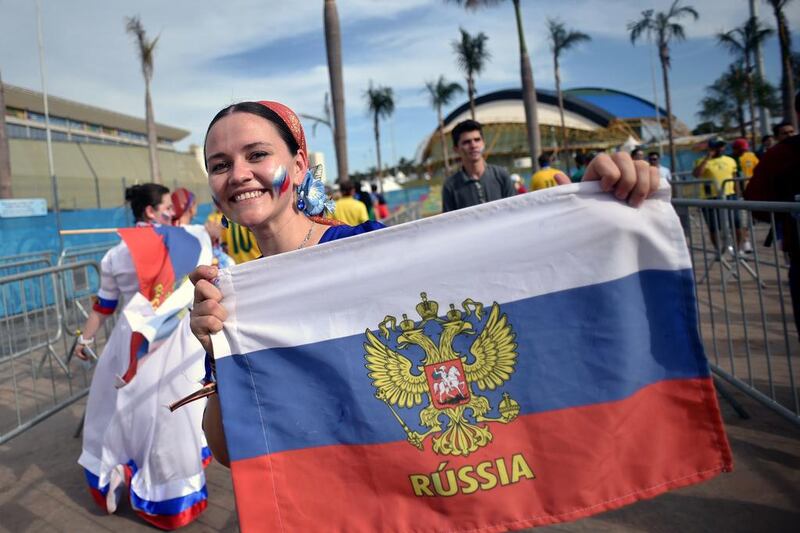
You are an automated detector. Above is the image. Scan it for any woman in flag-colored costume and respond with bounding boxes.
[173,186,235,270]
[76,183,213,529]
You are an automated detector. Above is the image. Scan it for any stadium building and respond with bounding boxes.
[2,83,209,209]
[418,87,689,171]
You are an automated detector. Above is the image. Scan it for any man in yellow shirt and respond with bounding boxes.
[530,154,569,191]
[692,137,742,250]
[693,138,738,198]
[731,138,759,180]
[333,181,369,226]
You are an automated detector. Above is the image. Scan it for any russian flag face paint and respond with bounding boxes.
[272,165,289,195]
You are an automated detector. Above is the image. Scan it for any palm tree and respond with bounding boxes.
[0,70,11,198]
[126,16,161,184]
[698,63,780,137]
[364,82,394,186]
[447,0,541,169]
[425,76,464,174]
[764,0,797,129]
[718,16,774,147]
[547,19,591,156]
[324,0,348,182]
[699,65,749,136]
[451,28,490,120]
[628,1,698,174]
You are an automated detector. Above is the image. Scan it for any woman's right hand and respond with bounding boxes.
[189,265,227,354]
[74,343,90,361]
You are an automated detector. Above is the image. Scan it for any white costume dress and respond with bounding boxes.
[78,225,213,529]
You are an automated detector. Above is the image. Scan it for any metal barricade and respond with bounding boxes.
[0,256,53,279]
[671,178,714,199]
[57,240,118,266]
[383,202,423,226]
[0,250,52,266]
[0,260,112,444]
[673,197,800,427]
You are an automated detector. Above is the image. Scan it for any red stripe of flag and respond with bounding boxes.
[230,378,731,532]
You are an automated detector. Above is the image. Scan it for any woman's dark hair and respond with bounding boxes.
[203,102,299,168]
[125,183,170,222]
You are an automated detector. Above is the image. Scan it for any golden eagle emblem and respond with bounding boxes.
[364,293,520,456]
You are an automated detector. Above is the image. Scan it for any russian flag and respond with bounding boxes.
[117,225,210,385]
[211,183,732,532]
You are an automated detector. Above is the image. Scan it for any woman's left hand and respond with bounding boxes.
[582,152,661,207]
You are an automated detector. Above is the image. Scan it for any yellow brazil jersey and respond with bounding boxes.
[738,151,759,179]
[223,222,261,264]
[207,212,261,264]
[531,167,562,191]
[694,155,737,198]
[333,196,369,226]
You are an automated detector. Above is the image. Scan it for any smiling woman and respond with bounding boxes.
[202,101,378,257]
[191,100,385,465]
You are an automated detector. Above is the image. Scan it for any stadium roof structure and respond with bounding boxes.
[3,83,189,142]
[441,88,615,133]
[418,87,687,170]
[563,87,669,121]
[3,83,208,209]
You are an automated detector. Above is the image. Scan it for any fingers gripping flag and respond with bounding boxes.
[211,183,732,533]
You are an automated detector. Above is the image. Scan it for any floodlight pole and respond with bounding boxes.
[36,0,62,252]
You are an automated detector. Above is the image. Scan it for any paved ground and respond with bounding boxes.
[0,380,798,533]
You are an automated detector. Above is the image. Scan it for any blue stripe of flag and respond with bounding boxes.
[217,268,707,462]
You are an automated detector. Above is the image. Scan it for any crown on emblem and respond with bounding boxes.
[399,313,416,332]
[446,303,462,322]
[415,292,439,322]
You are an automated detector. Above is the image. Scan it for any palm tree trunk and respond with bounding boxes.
[659,45,677,174]
[144,79,161,183]
[438,105,450,174]
[467,76,476,120]
[324,0,349,183]
[744,55,758,148]
[373,112,382,180]
[774,6,798,130]
[736,100,746,138]
[555,54,567,160]
[512,0,541,171]
[0,70,12,198]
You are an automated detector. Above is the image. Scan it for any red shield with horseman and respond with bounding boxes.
[424,359,470,409]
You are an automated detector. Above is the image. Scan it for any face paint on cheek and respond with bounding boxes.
[160,211,173,224]
[271,165,290,195]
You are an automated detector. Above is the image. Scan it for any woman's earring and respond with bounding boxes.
[296,189,306,212]
[220,215,229,229]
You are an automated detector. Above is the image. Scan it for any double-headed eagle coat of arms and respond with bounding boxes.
[363,293,521,457]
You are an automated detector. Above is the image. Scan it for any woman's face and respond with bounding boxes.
[205,112,305,229]
[146,193,174,225]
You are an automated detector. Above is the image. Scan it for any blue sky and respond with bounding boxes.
[1,0,798,179]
